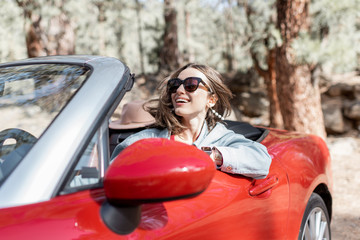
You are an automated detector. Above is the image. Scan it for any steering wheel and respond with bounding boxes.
[0,128,37,154]
[0,128,37,179]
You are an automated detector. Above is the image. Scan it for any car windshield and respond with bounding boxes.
[0,64,90,184]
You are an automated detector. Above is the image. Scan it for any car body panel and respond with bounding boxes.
[0,157,289,240]
[261,129,332,239]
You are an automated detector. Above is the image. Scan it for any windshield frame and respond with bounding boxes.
[0,56,130,208]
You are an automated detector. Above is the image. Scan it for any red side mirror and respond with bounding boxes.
[104,138,215,203]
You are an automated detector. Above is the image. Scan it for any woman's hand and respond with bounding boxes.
[210,147,223,167]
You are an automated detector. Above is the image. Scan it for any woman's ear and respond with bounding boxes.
[208,94,218,108]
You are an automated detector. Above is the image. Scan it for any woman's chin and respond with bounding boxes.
[174,109,186,117]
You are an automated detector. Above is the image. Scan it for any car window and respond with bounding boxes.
[0,64,90,184]
[63,131,102,191]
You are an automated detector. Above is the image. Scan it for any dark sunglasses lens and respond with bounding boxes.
[184,78,200,92]
[167,77,202,93]
[168,79,181,93]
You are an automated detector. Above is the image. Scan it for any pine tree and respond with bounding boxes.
[276,0,326,139]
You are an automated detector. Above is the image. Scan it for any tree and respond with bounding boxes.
[294,0,360,74]
[242,0,284,129]
[135,0,145,75]
[159,0,180,73]
[222,0,238,72]
[182,0,195,63]
[16,0,75,58]
[276,0,326,139]
[93,0,107,54]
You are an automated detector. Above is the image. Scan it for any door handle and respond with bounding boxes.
[249,175,279,196]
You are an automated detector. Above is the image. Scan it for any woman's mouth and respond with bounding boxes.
[174,97,190,107]
[175,98,189,103]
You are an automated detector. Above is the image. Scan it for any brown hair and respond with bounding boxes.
[145,63,233,135]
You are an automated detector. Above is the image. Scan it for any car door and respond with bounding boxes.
[124,156,289,240]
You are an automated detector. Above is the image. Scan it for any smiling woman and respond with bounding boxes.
[153,63,233,136]
[111,63,272,179]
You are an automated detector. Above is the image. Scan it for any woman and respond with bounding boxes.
[111,63,271,179]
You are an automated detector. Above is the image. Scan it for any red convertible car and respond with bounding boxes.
[0,56,332,239]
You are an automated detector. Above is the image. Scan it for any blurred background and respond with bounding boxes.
[1,0,359,138]
[0,0,359,238]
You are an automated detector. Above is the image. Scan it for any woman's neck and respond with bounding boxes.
[175,117,205,144]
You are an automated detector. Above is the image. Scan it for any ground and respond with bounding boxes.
[327,136,360,239]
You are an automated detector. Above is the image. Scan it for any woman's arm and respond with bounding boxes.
[204,124,272,179]
[216,140,271,179]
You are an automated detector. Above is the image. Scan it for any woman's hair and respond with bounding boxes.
[145,63,233,135]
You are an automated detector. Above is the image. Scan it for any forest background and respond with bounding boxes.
[1,0,360,238]
[1,0,360,139]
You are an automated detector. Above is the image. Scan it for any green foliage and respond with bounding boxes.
[1,0,360,76]
[178,0,226,68]
[135,0,163,73]
[293,0,360,73]
[144,17,164,72]
[0,0,27,62]
[176,0,253,72]
[68,0,129,59]
[245,0,281,70]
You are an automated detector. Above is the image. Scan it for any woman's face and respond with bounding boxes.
[170,68,214,122]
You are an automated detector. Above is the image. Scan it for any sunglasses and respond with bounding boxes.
[167,77,212,94]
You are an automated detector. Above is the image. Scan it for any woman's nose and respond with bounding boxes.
[175,83,186,93]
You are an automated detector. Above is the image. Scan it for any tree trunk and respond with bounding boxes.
[48,13,75,56]
[18,1,75,58]
[160,0,180,73]
[252,49,284,129]
[276,0,326,139]
[244,1,283,129]
[266,49,284,129]
[25,16,47,58]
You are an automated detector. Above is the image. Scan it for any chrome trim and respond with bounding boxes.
[98,120,109,178]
